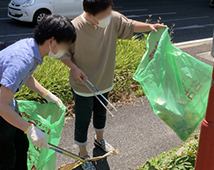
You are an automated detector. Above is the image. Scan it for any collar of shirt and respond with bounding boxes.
[31,38,43,65]
[81,12,98,30]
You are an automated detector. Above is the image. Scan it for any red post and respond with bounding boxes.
[195,66,214,170]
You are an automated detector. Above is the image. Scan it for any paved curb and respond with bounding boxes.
[1,37,213,51]
[174,37,213,49]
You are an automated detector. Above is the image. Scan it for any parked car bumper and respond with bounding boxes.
[8,3,35,22]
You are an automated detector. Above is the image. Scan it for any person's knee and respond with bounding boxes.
[75,126,89,144]
[93,112,106,130]
[93,109,107,122]
[93,93,109,119]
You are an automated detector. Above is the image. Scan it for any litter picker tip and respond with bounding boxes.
[83,79,116,117]
[86,79,117,112]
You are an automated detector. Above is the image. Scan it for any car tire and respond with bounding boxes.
[211,0,214,7]
[33,9,51,25]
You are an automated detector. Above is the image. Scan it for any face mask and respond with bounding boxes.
[94,15,112,28]
[48,46,66,59]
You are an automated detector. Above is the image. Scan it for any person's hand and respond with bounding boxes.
[150,24,167,32]
[72,67,88,84]
[26,124,49,149]
[44,91,63,108]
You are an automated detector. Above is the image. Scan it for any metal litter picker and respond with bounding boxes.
[49,143,119,170]
[83,79,117,117]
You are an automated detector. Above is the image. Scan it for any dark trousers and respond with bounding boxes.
[0,101,29,170]
[72,89,109,146]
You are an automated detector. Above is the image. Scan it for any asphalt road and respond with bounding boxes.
[0,0,214,43]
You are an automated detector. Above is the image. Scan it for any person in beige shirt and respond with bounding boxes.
[60,0,166,169]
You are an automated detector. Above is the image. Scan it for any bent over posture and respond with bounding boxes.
[0,15,76,170]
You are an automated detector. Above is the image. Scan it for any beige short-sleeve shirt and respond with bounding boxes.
[61,11,136,96]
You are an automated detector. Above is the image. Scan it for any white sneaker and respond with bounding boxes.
[94,138,115,153]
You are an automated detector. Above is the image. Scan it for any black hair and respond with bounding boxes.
[83,0,114,16]
[34,15,76,45]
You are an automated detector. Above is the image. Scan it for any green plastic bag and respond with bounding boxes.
[17,100,66,170]
[133,27,212,141]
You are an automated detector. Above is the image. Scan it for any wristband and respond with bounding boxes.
[42,90,49,97]
[24,125,31,134]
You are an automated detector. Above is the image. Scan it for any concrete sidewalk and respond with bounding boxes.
[176,38,213,66]
[55,39,214,170]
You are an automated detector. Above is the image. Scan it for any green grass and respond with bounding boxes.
[15,34,147,103]
[137,134,199,170]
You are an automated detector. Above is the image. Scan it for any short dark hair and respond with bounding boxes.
[34,15,76,45]
[83,0,114,16]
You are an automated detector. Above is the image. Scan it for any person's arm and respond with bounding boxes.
[0,85,30,132]
[61,59,88,84]
[25,76,63,108]
[116,12,166,39]
[58,42,87,83]
[0,85,49,149]
[134,22,167,33]
[25,76,46,96]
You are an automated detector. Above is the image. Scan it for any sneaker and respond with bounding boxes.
[81,155,96,170]
[94,138,115,153]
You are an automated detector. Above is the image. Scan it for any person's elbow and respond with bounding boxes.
[26,76,33,83]
[0,102,5,116]
[0,85,15,116]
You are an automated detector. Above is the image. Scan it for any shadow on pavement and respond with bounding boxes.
[93,146,110,170]
[73,146,110,170]
[10,19,35,28]
[72,164,82,170]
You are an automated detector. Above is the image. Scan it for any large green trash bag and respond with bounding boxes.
[133,27,212,141]
[17,100,66,170]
